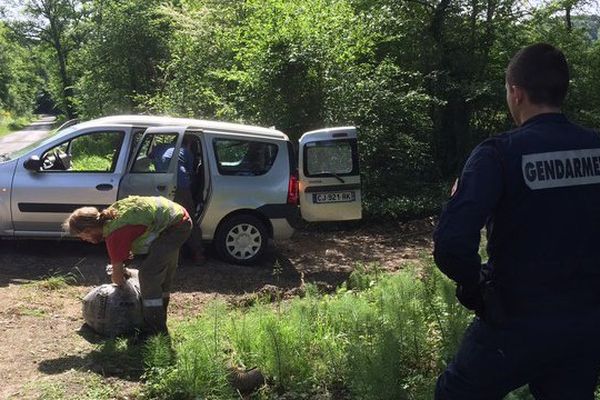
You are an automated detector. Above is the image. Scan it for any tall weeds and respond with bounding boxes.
[143,260,472,399]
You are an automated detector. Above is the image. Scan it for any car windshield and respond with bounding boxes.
[0,125,77,162]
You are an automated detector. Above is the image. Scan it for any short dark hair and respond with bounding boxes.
[506,43,569,107]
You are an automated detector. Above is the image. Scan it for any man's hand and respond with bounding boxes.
[111,262,126,286]
[456,283,484,315]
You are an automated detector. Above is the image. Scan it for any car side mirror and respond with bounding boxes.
[24,155,42,171]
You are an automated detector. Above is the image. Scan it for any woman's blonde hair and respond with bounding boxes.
[62,207,117,235]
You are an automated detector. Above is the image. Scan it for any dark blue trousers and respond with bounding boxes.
[435,314,600,400]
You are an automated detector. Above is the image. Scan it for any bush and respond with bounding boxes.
[0,110,31,136]
[363,182,450,222]
[7,115,30,130]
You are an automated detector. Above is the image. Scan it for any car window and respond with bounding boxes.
[41,130,124,172]
[213,139,278,176]
[131,133,178,173]
[304,139,355,176]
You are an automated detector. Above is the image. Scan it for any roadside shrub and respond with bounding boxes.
[142,261,472,399]
[7,115,30,130]
[0,110,31,136]
[363,182,450,222]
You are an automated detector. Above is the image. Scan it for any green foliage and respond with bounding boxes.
[0,22,41,118]
[70,154,110,171]
[573,15,600,40]
[143,305,233,399]
[331,61,441,212]
[141,0,444,219]
[364,183,450,221]
[3,0,600,220]
[68,131,122,171]
[346,262,384,290]
[16,0,85,118]
[73,0,172,118]
[7,116,30,130]
[0,111,31,137]
[143,261,473,399]
[146,260,600,399]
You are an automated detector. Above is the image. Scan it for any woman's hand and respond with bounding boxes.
[111,262,126,286]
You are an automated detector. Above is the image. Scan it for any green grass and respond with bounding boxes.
[91,337,147,380]
[30,272,78,291]
[18,373,120,400]
[142,261,472,399]
[19,306,46,317]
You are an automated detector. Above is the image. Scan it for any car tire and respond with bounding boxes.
[215,214,268,265]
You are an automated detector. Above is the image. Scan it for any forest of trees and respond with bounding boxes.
[1,0,599,220]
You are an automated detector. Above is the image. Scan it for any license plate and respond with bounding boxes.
[312,191,356,204]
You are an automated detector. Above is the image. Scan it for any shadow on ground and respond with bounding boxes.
[0,234,358,295]
[0,237,353,296]
[0,239,108,288]
[0,220,434,296]
[38,328,147,381]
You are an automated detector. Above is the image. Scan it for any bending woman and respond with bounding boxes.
[63,195,192,337]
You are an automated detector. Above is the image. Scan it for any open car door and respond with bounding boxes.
[298,126,362,221]
[118,126,186,200]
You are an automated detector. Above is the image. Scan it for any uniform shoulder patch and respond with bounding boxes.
[522,148,600,190]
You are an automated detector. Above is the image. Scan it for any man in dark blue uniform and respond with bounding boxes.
[434,43,600,399]
[151,137,205,264]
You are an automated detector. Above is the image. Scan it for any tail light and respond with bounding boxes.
[287,170,299,205]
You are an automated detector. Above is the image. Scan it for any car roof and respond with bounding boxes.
[75,115,289,140]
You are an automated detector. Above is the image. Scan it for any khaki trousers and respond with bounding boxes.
[138,219,192,307]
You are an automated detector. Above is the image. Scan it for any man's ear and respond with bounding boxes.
[511,85,527,106]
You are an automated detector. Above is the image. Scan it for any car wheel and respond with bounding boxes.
[215,214,268,265]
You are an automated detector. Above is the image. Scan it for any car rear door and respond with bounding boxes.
[118,126,185,200]
[298,126,362,221]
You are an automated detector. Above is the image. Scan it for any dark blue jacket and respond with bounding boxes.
[150,144,194,189]
[434,113,600,317]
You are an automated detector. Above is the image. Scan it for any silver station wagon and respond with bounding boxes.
[0,115,362,264]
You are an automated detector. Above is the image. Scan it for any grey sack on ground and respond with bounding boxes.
[82,269,143,337]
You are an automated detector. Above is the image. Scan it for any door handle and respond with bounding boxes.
[157,185,166,191]
[96,184,113,191]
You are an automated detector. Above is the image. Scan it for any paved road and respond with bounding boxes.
[0,115,57,154]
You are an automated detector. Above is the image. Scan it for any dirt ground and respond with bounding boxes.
[0,219,435,399]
